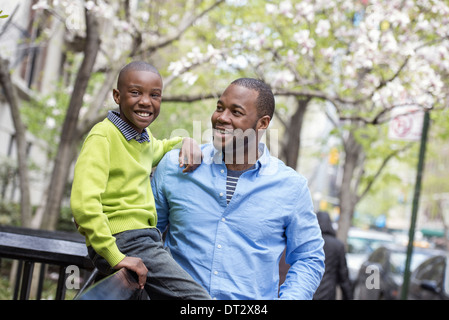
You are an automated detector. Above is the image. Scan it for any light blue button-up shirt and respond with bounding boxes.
[152,143,325,300]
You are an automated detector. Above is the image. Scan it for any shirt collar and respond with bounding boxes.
[205,142,277,176]
[107,110,150,143]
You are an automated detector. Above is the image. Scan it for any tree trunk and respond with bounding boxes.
[336,130,364,245]
[281,97,310,169]
[0,57,32,227]
[41,9,100,230]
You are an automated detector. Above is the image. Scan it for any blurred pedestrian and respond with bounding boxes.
[313,211,353,300]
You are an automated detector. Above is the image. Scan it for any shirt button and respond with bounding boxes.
[214,271,218,275]
[221,217,226,222]
[220,169,225,174]
[217,244,222,248]
[219,192,224,197]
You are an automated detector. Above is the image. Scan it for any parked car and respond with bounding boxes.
[408,253,449,300]
[346,228,395,283]
[353,244,443,300]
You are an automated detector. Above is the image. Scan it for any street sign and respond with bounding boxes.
[388,106,424,141]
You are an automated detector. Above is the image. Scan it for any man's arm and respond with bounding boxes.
[152,137,202,231]
[279,184,325,300]
[151,152,171,233]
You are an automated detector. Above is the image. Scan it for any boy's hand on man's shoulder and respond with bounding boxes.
[179,137,203,173]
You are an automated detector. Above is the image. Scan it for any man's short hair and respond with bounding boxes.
[117,61,161,89]
[230,78,275,119]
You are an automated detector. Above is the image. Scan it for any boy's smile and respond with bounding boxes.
[113,70,162,134]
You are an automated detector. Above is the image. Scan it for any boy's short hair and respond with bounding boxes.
[117,61,161,89]
[230,78,275,119]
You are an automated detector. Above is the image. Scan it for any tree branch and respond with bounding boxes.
[140,0,225,54]
[273,87,354,106]
[0,56,32,227]
[339,103,432,125]
[162,92,220,103]
[42,7,101,230]
[273,109,288,128]
[0,3,19,38]
[357,142,414,202]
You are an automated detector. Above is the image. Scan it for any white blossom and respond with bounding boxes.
[272,70,295,88]
[168,61,185,77]
[321,47,335,61]
[181,72,198,86]
[286,49,299,64]
[315,20,331,37]
[84,1,96,10]
[47,98,57,107]
[273,39,283,49]
[294,2,314,22]
[293,30,315,55]
[279,1,293,18]
[139,11,150,22]
[186,47,204,64]
[265,3,277,15]
[45,117,56,129]
[215,28,231,41]
[381,32,398,53]
[206,45,222,61]
[248,35,266,51]
[31,0,49,10]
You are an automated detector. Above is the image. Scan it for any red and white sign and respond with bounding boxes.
[388,106,424,141]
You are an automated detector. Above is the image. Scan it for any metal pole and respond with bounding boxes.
[400,110,430,300]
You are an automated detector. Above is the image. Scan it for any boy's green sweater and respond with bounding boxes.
[70,118,182,267]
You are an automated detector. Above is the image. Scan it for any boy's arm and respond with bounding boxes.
[71,134,125,267]
[179,137,203,172]
[150,131,202,172]
[150,134,183,166]
[114,256,148,289]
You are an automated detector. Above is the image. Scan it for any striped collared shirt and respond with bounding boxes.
[225,165,255,204]
[107,110,150,143]
[153,143,325,300]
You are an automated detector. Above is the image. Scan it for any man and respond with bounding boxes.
[151,78,325,299]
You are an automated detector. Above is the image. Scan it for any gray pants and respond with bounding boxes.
[88,228,210,300]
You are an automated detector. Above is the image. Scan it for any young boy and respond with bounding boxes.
[70,61,210,299]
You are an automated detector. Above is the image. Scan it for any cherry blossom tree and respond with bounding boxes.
[1,0,226,230]
[257,0,449,242]
[3,0,449,240]
[166,0,449,243]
